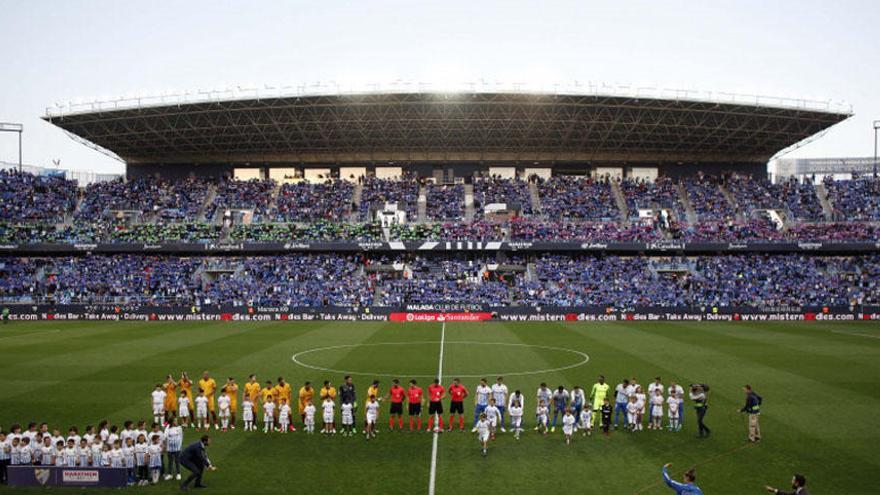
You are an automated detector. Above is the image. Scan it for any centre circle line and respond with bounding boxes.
[290,340,590,378]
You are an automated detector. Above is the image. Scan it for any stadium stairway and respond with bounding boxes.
[464,184,475,221]
[814,182,835,221]
[351,183,364,222]
[266,182,282,218]
[528,182,542,216]
[610,180,629,222]
[201,184,218,222]
[719,184,745,222]
[417,184,427,223]
[677,182,698,225]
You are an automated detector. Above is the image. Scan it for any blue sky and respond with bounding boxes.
[1,0,878,173]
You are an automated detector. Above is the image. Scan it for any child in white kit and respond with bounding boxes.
[340,400,354,436]
[626,395,640,432]
[562,408,576,445]
[178,395,191,428]
[321,398,335,435]
[667,392,681,431]
[578,406,593,436]
[147,436,163,484]
[195,391,209,431]
[242,397,255,431]
[650,389,665,430]
[304,400,316,434]
[508,400,524,440]
[263,398,276,433]
[217,392,231,431]
[279,399,292,434]
[536,400,549,435]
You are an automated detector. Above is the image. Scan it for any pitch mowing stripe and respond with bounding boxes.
[830,329,880,340]
[428,322,445,495]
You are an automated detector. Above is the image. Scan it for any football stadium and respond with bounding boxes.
[2,2,880,494]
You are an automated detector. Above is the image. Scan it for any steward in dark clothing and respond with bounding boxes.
[180,436,213,491]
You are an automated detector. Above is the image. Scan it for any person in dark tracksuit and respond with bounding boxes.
[339,376,357,433]
[179,435,215,491]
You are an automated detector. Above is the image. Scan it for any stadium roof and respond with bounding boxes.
[43,83,852,165]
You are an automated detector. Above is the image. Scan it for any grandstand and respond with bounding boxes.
[1,88,878,321]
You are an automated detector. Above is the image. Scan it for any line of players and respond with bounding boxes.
[0,419,185,486]
[148,372,687,446]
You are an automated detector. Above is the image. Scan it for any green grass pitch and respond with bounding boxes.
[1,320,878,494]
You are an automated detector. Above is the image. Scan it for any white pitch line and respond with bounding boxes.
[830,329,880,340]
[428,322,445,495]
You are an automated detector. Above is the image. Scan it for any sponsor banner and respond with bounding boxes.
[8,466,127,487]
[0,241,879,254]
[389,312,495,322]
[2,304,866,323]
[62,469,100,484]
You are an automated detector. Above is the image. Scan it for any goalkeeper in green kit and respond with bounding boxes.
[589,375,610,427]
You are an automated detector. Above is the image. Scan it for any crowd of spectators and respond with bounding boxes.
[379,256,512,307]
[726,174,823,221]
[2,253,879,307]
[675,218,782,242]
[474,177,534,217]
[200,255,373,307]
[229,221,382,242]
[680,174,735,221]
[271,180,354,222]
[509,219,662,242]
[107,223,222,243]
[388,221,505,241]
[0,170,78,222]
[426,184,465,220]
[825,174,880,221]
[537,176,616,220]
[206,178,276,221]
[41,256,202,304]
[619,177,686,220]
[359,177,420,221]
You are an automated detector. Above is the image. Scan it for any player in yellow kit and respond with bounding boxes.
[298,381,314,423]
[244,375,261,404]
[198,371,218,429]
[178,372,194,418]
[163,375,178,425]
[225,377,239,429]
[273,378,292,419]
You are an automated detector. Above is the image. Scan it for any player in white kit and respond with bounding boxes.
[151,384,166,426]
[340,400,354,437]
[484,399,500,439]
[491,377,509,432]
[195,391,209,431]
